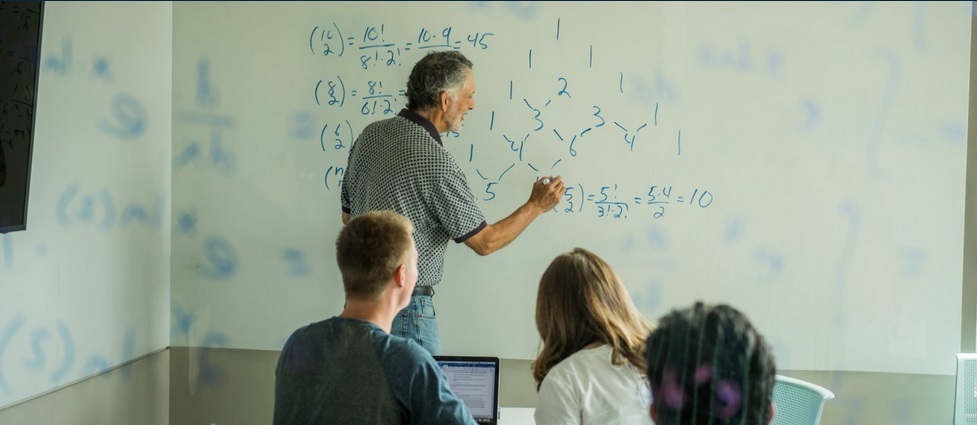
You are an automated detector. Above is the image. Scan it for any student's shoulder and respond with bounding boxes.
[287,316,343,338]
[548,345,614,378]
[377,334,438,371]
[374,332,437,365]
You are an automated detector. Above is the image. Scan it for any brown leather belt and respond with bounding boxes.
[412,285,435,296]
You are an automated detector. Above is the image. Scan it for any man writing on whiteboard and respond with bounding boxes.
[341,50,566,354]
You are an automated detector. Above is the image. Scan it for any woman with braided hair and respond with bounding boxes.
[645,302,777,425]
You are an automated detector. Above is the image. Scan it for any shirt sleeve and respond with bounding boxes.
[413,354,479,425]
[340,143,355,214]
[535,370,582,425]
[385,341,477,425]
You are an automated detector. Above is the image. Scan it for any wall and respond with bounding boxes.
[0,2,973,425]
[166,349,957,425]
[0,0,172,412]
[963,0,977,354]
[0,347,959,425]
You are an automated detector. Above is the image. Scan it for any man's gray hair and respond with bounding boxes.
[405,50,473,110]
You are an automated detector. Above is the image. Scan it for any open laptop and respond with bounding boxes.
[433,355,501,425]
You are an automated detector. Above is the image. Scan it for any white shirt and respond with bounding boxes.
[534,344,654,425]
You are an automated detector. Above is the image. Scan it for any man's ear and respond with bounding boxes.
[393,264,407,288]
[649,403,660,424]
[439,91,450,111]
[766,403,776,425]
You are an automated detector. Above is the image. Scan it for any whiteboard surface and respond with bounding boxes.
[169,2,970,376]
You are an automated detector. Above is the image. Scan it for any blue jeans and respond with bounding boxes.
[391,295,441,355]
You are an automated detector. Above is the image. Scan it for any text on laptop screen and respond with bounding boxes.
[436,359,498,422]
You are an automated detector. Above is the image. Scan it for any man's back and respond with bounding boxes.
[273,316,475,425]
[341,111,486,287]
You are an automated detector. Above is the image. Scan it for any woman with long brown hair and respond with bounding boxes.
[532,247,654,425]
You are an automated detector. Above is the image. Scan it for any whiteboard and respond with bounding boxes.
[170,1,971,375]
[0,2,172,409]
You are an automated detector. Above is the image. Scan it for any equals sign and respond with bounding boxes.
[586,195,596,201]
[633,197,642,204]
[347,37,355,45]
[676,197,685,202]
[398,90,406,96]
[404,42,413,51]
[350,90,358,97]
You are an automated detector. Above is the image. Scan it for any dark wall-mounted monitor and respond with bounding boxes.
[0,1,44,233]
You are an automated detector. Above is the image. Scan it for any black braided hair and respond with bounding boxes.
[645,302,776,425]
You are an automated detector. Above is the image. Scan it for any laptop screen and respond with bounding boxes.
[433,355,501,424]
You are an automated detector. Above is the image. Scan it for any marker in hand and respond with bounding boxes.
[541,177,552,185]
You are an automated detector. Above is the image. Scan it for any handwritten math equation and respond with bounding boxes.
[42,37,149,142]
[173,58,238,178]
[56,182,166,231]
[314,77,403,116]
[309,22,494,68]
[297,20,696,222]
[528,183,713,220]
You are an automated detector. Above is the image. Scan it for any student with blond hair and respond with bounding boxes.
[532,247,655,425]
[273,211,477,425]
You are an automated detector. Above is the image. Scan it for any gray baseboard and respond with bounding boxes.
[0,349,169,425]
[0,347,956,425]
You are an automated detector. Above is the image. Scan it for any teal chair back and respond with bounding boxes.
[770,374,834,425]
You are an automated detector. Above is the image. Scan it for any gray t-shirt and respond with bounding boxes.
[273,316,476,425]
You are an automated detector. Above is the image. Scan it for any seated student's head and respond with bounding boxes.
[644,302,776,425]
[336,210,417,302]
[532,247,653,387]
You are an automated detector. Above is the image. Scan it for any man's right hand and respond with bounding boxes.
[530,176,566,213]
[463,175,568,256]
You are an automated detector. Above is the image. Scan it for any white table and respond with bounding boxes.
[498,407,536,425]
